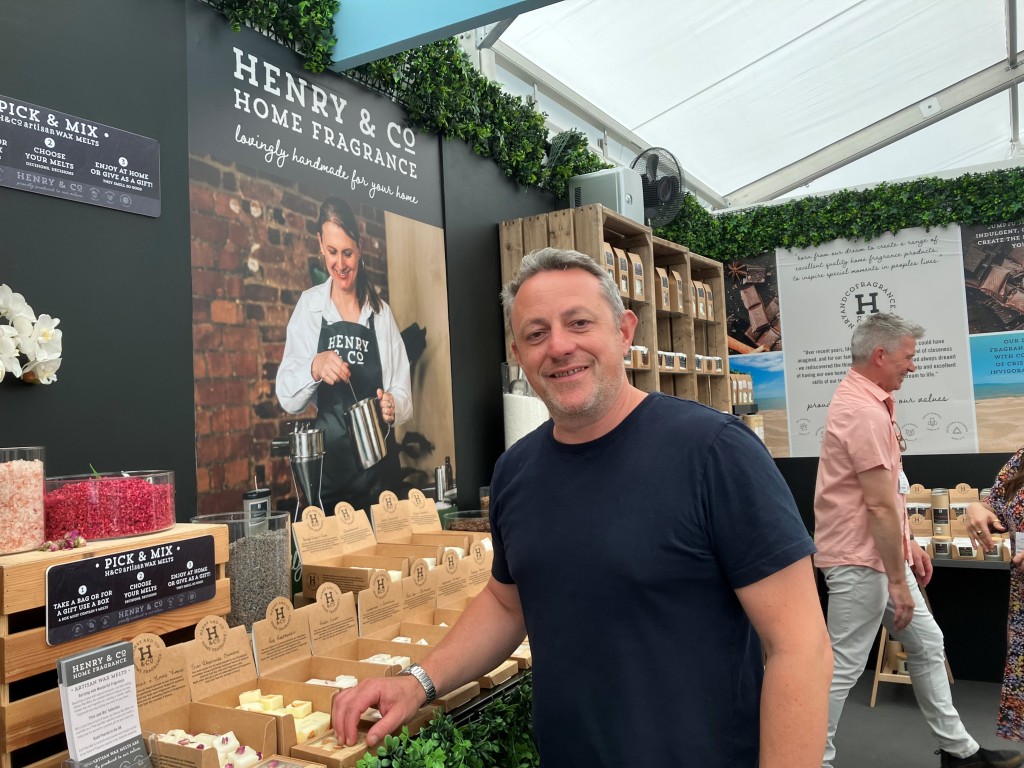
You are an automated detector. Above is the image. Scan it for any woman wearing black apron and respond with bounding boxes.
[276,197,412,516]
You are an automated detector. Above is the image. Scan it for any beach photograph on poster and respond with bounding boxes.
[727,352,790,457]
[969,332,1024,453]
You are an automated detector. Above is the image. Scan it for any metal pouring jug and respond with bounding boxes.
[345,382,391,470]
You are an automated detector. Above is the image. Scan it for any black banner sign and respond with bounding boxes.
[45,535,217,645]
[0,93,161,217]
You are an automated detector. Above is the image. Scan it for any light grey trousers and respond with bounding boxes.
[821,563,978,767]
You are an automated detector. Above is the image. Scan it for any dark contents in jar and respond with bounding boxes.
[447,518,490,532]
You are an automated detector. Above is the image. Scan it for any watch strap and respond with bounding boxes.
[398,663,437,705]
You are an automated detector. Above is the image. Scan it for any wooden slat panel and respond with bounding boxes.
[1,688,62,751]
[546,209,574,249]
[572,205,604,260]
[1,748,68,768]
[498,219,523,289]
[520,214,549,253]
[498,218,525,364]
[1,578,230,683]
[0,524,229,616]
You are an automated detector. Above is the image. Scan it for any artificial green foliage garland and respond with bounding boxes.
[657,168,1024,262]
[208,0,340,73]
[346,39,609,195]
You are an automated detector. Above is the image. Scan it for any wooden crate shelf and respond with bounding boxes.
[0,523,231,768]
[499,206,731,411]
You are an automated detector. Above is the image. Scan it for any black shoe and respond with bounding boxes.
[937,747,1024,768]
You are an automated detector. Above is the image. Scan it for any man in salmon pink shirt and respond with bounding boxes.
[815,313,1022,768]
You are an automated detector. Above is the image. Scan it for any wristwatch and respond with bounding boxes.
[398,663,437,705]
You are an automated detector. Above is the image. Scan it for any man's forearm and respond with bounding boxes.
[418,579,526,699]
[866,508,907,583]
[759,642,832,767]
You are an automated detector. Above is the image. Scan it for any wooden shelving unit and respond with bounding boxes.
[499,205,730,411]
[0,523,231,768]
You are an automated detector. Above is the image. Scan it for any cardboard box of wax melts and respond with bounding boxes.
[256,756,328,768]
[182,616,337,754]
[322,574,480,714]
[371,489,490,552]
[294,503,445,599]
[253,588,393,691]
[289,701,443,768]
[133,632,278,768]
[365,615,518,690]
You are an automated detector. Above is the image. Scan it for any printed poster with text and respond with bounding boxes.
[961,222,1024,454]
[778,226,976,457]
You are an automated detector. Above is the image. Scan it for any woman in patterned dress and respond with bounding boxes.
[969,448,1024,740]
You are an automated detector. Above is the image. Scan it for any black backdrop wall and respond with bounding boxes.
[0,1,197,513]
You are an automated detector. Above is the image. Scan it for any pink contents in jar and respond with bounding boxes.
[45,472,175,540]
[0,455,46,554]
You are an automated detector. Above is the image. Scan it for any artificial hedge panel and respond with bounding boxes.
[658,168,1024,262]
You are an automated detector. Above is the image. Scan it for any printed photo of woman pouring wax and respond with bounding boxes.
[275,196,456,517]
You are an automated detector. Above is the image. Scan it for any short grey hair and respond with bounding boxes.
[850,313,925,363]
[501,247,625,330]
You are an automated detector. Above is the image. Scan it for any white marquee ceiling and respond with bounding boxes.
[489,0,1024,209]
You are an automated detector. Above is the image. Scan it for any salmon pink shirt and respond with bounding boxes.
[814,368,910,571]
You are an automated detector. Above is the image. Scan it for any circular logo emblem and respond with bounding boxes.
[303,506,325,530]
[443,550,459,574]
[268,597,292,630]
[410,489,425,508]
[411,560,429,586]
[838,280,897,329]
[371,570,391,599]
[133,633,164,673]
[338,504,354,525]
[196,616,229,651]
[316,582,342,613]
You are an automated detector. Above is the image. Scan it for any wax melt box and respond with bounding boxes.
[321,637,480,713]
[370,489,488,549]
[133,633,278,768]
[180,617,335,754]
[252,591,393,693]
[366,620,518,689]
[290,712,437,768]
[293,504,442,599]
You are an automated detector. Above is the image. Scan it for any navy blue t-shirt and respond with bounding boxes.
[490,392,815,767]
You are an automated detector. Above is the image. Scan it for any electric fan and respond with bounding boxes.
[630,147,687,227]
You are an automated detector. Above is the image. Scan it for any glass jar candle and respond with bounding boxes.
[0,446,46,554]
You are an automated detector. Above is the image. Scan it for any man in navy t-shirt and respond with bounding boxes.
[332,247,832,767]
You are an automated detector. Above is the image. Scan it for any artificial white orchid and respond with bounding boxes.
[23,357,61,385]
[0,284,62,385]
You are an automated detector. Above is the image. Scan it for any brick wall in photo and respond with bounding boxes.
[190,155,387,516]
